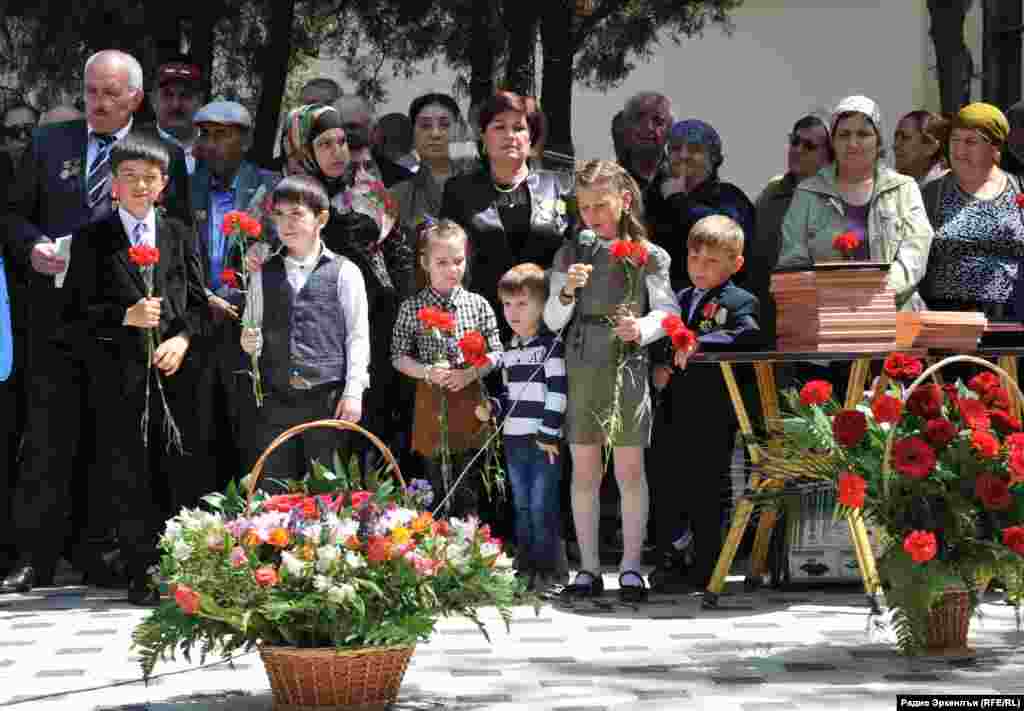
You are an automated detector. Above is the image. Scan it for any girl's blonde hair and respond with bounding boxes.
[415,218,469,289]
[574,159,647,242]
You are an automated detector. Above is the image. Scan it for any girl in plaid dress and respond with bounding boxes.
[391,220,502,518]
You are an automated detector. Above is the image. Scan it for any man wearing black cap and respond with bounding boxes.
[153,59,205,175]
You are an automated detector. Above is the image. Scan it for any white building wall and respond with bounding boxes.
[316,0,994,197]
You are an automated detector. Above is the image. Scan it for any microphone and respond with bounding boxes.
[577,228,599,264]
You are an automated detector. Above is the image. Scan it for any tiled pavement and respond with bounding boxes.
[1,572,1023,711]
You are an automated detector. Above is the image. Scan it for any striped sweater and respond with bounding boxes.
[491,332,567,447]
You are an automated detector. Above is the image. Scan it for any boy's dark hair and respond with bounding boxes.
[271,174,329,214]
[497,262,548,303]
[110,131,171,174]
[688,214,744,260]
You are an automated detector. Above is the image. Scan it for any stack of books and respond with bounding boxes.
[771,263,897,352]
[895,311,987,351]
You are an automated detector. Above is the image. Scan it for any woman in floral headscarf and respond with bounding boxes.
[278,104,416,451]
[778,95,933,310]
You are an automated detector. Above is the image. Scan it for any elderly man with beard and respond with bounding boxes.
[1,49,191,594]
[152,59,204,175]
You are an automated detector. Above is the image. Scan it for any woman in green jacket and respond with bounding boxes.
[777,95,933,310]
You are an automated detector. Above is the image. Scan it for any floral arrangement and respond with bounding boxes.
[600,238,649,460]
[220,211,265,406]
[128,244,183,453]
[832,230,862,259]
[132,457,522,679]
[768,353,1024,654]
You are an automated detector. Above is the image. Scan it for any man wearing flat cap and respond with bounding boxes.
[153,59,204,175]
[190,100,280,492]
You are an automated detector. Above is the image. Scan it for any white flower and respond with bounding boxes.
[335,519,359,541]
[281,551,309,577]
[172,539,192,562]
[327,583,356,605]
[164,520,182,541]
[480,542,501,558]
[493,553,515,569]
[316,545,341,572]
[313,575,331,592]
[345,551,365,569]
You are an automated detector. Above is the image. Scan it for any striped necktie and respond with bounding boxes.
[87,134,115,208]
[132,221,146,246]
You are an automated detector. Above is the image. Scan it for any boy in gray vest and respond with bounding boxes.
[241,175,370,476]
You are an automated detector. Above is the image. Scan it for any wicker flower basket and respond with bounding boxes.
[247,419,413,709]
[259,644,415,710]
[925,588,972,654]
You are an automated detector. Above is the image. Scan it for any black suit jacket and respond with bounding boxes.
[440,168,573,313]
[61,211,207,360]
[3,119,191,350]
[677,280,761,351]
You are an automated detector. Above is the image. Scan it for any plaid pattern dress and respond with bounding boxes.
[392,286,502,454]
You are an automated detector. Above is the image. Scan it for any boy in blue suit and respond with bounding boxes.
[648,215,762,593]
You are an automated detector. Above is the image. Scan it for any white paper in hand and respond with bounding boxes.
[53,235,72,288]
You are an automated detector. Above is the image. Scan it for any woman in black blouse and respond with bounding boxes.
[440,91,572,325]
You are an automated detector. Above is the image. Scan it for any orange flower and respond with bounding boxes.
[267,527,290,548]
[411,512,433,534]
[301,497,319,520]
[243,530,262,548]
[367,535,393,563]
[344,535,362,551]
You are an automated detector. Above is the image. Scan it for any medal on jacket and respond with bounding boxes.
[60,159,82,181]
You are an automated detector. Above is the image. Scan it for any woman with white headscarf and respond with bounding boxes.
[777,95,933,310]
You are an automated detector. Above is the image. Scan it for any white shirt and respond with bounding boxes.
[118,206,156,247]
[280,243,371,401]
[158,126,196,175]
[87,117,133,173]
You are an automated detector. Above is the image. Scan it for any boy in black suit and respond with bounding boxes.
[648,215,761,593]
[61,133,207,603]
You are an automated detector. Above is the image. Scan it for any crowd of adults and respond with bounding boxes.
[5,45,1024,599]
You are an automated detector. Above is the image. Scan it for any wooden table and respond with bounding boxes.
[688,342,1024,612]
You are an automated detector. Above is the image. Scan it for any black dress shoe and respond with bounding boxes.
[0,564,54,594]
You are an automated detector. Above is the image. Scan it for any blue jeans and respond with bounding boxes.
[505,441,562,572]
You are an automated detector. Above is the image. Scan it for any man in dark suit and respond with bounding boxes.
[1,49,191,593]
[189,100,280,490]
[58,132,206,602]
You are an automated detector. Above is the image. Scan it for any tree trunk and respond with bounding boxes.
[539,1,574,158]
[982,0,1021,110]
[503,3,537,96]
[251,0,296,168]
[469,0,501,109]
[927,0,975,114]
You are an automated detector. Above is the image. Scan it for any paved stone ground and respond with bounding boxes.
[1,571,1022,711]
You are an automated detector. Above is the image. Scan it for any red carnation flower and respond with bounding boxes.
[958,397,990,431]
[1017,194,1024,209]
[907,384,943,419]
[832,409,868,448]
[609,240,633,260]
[903,530,938,564]
[871,394,903,425]
[1010,447,1024,484]
[924,418,958,449]
[837,471,867,509]
[220,268,240,289]
[884,353,924,381]
[630,241,649,265]
[128,244,160,268]
[990,409,1022,435]
[800,380,833,407]
[1007,432,1024,451]
[458,331,490,369]
[892,436,936,479]
[968,372,1000,397]
[1003,526,1024,556]
[350,491,372,509]
[174,584,201,615]
[241,213,262,239]
[417,306,455,333]
[301,497,319,521]
[222,211,243,234]
[671,327,697,353]
[662,314,684,335]
[976,473,1013,511]
[263,493,305,512]
[983,386,1011,412]
[971,429,1000,460]
[832,230,861,256]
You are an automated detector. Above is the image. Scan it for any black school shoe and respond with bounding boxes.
[560,570,604,599]
[618,570,648,603]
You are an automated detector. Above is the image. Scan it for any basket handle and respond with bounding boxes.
[244,418,405,513]
[881,355,1024,492]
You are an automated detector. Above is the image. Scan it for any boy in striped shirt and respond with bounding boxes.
[477,263,567,592]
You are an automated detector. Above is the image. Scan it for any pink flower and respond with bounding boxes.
[229,546,248,568]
